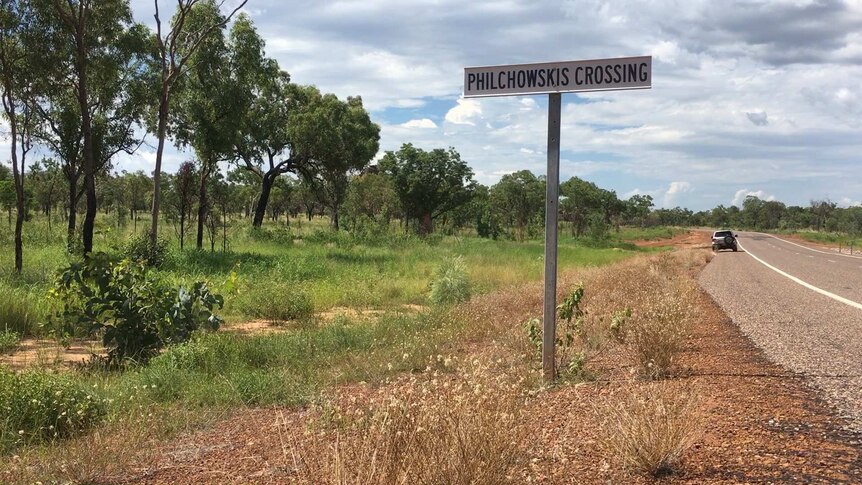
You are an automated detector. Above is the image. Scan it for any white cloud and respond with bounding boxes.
[400,118,437,129]
[839,197,861,207]
[445,98,483,126]
[663,181,694,207]
[732,189,776,206]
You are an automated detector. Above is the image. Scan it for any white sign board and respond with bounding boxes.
[463,56,651,98]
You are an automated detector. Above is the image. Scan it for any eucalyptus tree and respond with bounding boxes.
[302,95,380,230]
[149,0,247,245]
[171,0,236,249]
[226,14,299,228]
[0,0,37,273]
[28,0,150,254]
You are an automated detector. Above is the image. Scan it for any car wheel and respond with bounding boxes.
[732,246,738,252]
[724,235,734,246]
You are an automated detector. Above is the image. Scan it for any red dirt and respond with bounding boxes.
[633,230,712,249]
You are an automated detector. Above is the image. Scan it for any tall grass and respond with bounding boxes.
[0,284,52,336]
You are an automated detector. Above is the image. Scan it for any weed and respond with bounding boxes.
[593,381,701,477]
[0,329,20,352]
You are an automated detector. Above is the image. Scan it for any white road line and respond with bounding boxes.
[737,240,862,312]
[754,232,862,260]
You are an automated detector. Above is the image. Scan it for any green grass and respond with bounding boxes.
[0,212,644,457]
[785,230,859,248]
[0,215,637,332]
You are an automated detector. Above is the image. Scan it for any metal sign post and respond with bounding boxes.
[543,93,561,381]
[463,56,651,383]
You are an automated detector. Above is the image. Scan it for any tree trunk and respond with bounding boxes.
[252,172,275,228]
[330,208,339,231]
[67,181,78,248]
[420,212,433,235]
[196,165,210,250]
[179,209,185,250]
[150,90,170,244]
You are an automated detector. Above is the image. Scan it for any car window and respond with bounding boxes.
[714,231,732,237]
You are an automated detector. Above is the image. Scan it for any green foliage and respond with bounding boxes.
[489,170,545,240]
[50,253,223,365]
[0,367,106,452]
[0,329,20,352]
[123,233,170,267]
[429,256,471,306]
[524,284,631,381]
[380,144,477,234]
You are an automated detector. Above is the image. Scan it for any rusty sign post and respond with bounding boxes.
[463,56,652,382]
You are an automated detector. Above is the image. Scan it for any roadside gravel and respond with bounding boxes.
[699,248,862,433]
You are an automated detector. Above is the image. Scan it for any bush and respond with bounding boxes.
[594,382,701,477]
[429,256,471,306]
[123,234,170,268]
[0,367,106,452]
[50,253,224,365]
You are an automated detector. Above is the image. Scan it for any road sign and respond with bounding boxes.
[462,56,652,382]
[463,56,651,98]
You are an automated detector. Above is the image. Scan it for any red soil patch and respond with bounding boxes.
[633,230,712,249]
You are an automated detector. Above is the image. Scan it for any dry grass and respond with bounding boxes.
[0,404,224,484]
[288,359,529,484]
[593,381,702,477]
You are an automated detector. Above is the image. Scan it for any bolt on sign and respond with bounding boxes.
[463,56,652,382]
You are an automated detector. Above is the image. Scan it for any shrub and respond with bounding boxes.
[524,284,630,380]
[429,256,471,306]
[594,382,701,477]
[0,329,20,352]
[50,253,224,365]
[123,233,170,268]
[0,367,106,452]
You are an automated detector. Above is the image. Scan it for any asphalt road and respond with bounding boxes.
[699,232,862,433]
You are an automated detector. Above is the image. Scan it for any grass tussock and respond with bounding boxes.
[429,255,471,306]
[289,359,527,484]
[593,381,702,477]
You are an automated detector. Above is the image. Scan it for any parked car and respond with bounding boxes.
[712,230,738,252]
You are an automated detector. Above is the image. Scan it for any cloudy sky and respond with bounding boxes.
[123,1,862,209]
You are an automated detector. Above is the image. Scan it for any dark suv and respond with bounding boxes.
[712,230,738,252]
